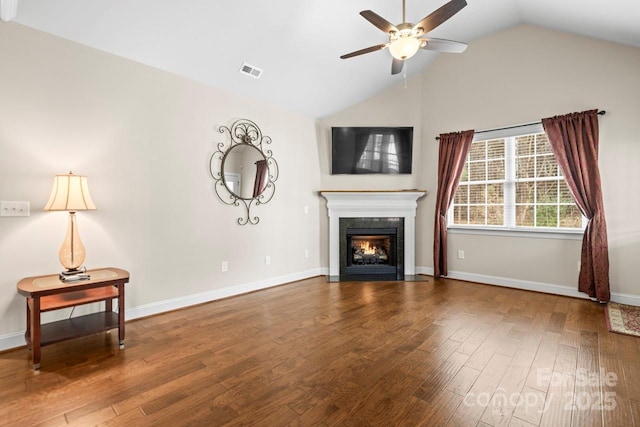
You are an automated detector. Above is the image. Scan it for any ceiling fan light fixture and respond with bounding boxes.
[389,36,420,60]
[340,0,468,74]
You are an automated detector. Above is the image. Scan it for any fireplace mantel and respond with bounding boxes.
[321,190,426,278]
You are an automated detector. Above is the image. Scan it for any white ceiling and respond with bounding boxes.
[8,0,640,118]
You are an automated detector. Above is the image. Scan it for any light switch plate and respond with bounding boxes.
[1,201,30,217]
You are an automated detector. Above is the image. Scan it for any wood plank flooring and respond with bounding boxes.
[1,276,639,426]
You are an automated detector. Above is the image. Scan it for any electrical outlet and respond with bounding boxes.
[304,249,309,258]
[457,250,465,259]
[265,255,271,265]
[0,201,30,217]
[304,205,309,215]
[222,261,228,272]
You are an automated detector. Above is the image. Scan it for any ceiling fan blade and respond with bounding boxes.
[419,38,468,53]
[340,43,389,59]
[413,0,467,35]
[360,10,399,34]
[391,58,404,75]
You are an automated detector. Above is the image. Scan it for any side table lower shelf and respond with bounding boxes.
[36,312,122,347]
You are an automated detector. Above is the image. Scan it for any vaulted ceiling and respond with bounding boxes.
[4,0,640,118]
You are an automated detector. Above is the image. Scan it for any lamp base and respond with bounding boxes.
[60,267,86,276]
[59,267,91,282]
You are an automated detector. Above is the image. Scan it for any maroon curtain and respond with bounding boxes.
[434,130,475,277]
[542,109,610,301]
[252,160,269,198]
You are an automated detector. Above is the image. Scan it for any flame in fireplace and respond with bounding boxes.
[357,241,377,255]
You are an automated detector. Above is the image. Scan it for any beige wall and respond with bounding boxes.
[322,25,640,301]
[0,23,323,345]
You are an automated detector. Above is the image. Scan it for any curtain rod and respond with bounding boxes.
[435,110,606,140]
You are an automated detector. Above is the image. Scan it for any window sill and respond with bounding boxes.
[447,226,584,240]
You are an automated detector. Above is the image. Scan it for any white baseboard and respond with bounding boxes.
[0,268,327,353]
[607,292,640,307]
[0,332,27,352]
[416,266,640,306]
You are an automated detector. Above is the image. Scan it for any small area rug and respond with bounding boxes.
[605,302,640,337]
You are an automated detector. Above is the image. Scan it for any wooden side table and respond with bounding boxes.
[16,268,130,370]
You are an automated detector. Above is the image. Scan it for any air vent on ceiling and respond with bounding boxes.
[239,63,263,79]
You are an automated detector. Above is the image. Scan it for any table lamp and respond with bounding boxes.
[43,172,96,276]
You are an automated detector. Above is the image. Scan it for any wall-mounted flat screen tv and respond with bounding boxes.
[331,127,413,174]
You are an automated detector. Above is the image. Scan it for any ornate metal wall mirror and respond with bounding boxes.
[209,119,279,225]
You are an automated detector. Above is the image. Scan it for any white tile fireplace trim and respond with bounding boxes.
[321,191,426,277]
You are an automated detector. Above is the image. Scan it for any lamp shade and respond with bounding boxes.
[43,172,97,212]
[389,37,421,60]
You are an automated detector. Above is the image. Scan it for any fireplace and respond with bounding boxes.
[340,217,404,280]
[321,190,426,281]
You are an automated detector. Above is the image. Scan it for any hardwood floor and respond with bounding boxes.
[1,276,639,426]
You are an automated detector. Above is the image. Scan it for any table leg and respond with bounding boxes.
[25,299,31,349]
[118,284,125,349]
[29,297,41,370]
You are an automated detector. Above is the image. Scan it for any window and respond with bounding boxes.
[449,123,584,232]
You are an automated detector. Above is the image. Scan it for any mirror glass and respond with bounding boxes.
[222,144,268,199]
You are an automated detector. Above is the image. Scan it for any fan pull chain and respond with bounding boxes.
[403,61,408,88]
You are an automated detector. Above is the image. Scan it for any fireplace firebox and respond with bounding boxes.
[339,218,404,280]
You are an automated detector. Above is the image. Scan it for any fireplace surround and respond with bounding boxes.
[321,190,426,280]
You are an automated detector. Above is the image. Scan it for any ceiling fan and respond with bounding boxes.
[340,0,468,75]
